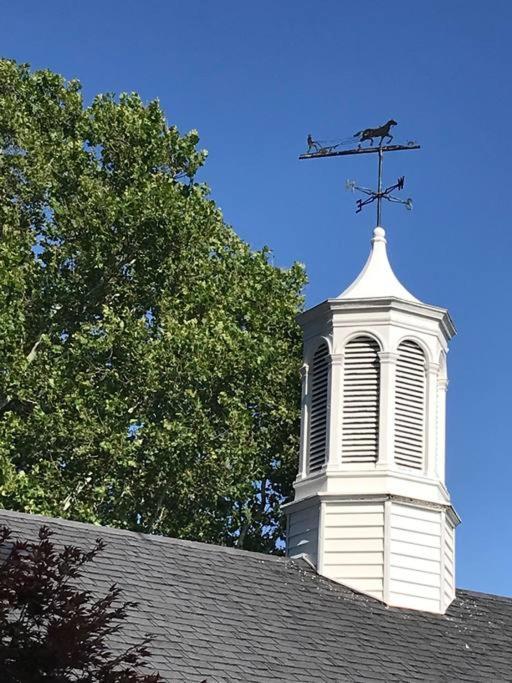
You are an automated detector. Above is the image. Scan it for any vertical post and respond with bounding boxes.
[383,498,391,604]
[425,362,440,478]
[436,378,449,482]
[326,353,344,471]
[377,147,383,227]
[317,499,326,574]
[298,364,309,479]
[439,509,446,612]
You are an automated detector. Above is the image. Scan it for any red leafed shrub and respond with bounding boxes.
[0,524,162,682]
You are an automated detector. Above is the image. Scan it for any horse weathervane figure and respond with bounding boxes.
[300,120,420,227]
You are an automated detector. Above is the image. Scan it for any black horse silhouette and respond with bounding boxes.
[355,119,397,146]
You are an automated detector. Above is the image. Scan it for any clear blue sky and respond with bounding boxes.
[2,1,511,596]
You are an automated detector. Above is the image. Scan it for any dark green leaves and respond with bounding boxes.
[0,59,306,552]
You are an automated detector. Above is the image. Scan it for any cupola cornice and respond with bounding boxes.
[299,297,456,342]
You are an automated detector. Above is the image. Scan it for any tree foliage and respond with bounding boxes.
[0,59,306,551]
[0,525,160,682]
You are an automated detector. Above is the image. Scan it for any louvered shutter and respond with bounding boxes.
[394,340,425,470]
[308,343,330,473]
[342,337,380,464]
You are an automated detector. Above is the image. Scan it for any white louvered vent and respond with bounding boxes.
[394,340,426,470]
[308,343,330,473]
[342,336,380,464]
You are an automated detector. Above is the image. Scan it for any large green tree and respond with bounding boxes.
[0,60,305,552]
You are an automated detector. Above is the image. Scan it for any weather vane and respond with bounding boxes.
[301,120,420,227]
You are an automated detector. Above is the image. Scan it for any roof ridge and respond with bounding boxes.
[456,587,512,602]
[0,507,284,563]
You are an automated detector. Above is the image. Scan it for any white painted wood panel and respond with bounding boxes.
[325,525,385,540]
[391,539,440,561]
[389,580,441,601]
[443,518,455,605]
[289,505,319,528]
[325,502,383,515]
[325,537,384,553]
[392,505,441,522]
[390,513,440,536]
[325,564,384,579]
[322,550,382,564]
[390,526,440,549]
[325,512,384,527]
[390,554,440,574]
[388,503,443,611]
[341,578,383,593]
[287,504,319,564]
[322,501,385,599]
[390,565,441,587]
[388,592,439,612]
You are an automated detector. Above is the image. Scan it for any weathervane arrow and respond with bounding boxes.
[300,120,420,227]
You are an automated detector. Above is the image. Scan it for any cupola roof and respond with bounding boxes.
[338,227,419,302]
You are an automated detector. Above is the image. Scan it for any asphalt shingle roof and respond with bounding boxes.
[1,508,511,682]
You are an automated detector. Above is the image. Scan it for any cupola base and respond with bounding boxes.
[286,494,458,614]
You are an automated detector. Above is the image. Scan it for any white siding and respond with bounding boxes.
[389,503,442,612]
[322,501,385,599]
[287,504,319,565]
[342,337,380,464]
[443,517,455,607]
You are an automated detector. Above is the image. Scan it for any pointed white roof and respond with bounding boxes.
[337,227,419,302]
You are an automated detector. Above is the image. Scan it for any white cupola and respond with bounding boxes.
[285,227,459,614]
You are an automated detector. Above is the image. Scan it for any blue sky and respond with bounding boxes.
[2,1,512,596]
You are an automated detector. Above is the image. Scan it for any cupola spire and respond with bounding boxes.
[338,227,418,302]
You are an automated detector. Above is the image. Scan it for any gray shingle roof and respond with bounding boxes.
[1,508,511,682]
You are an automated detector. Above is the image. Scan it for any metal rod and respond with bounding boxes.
[298,143,420,160]
[377,147,383,226]
[299,131,419,223]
